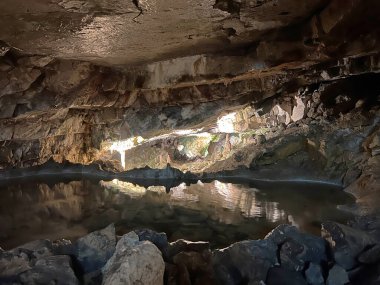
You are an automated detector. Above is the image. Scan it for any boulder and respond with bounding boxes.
[0,249,31,281]
[167,239,210,261]
[173,251,210,271]
[266,224,327,271]
[0,67,41,96]
[18,255,79,285]
[135,229,168,253]
[358,244,380,264]
[212,239,277,285]
[305,263,325,285]
[74,224,116,273]
[322,222,378,270]
[266,267,308,285]
[326,264,349,285]
[11,239,53,259]
[0,239,75,284]
[102,231,165,285]
[279,240,305,271]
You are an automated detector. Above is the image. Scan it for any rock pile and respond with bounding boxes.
[1,220,380,284]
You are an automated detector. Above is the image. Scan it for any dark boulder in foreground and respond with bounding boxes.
[266,267,308,285]
[18,255,79,285]
[73,223,116,274]
[1,220,380,284]
[305,263,325,285]
[265,224,328,272]
[212,239,277,284]
[326,264,350,285]
[322,221,378,270]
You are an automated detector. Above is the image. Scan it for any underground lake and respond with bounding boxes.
[0,176,354,250]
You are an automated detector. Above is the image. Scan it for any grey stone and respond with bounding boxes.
[74,224,116,273]
[0,250,31,280]
[167,239,209,261]
[266,224,327,271]
[322,222,377,270]
[280,240,306,271]
[102,231,165,285]
[266,267,307,285]
[358,244,380,264]
[13,239,53,260]
[18,255,79,285]
[0,67,41,96]
[305,263,325,285]
[135,228,168,253]
[327,264,349,285]
[213,239,277,285]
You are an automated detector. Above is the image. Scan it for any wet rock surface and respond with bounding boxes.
[322,221,378,270]
[0,222,379,284]
[102,231,165,285]
[213,239,278,284]
[74,223,116,274]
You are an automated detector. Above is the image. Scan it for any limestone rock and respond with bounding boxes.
[266,224,327,271]
[135,228,169,253]
[358,244,380,264]
[13,239,53,260]
[305,263,325,285]
[167,239,210,261]
[0,67,41,96]
[18,255,79,285]
[322,222,378,270]
[326,264,350,285]
[291,96,306,122]
[102,231,165,285]
[0,249,31,280]
[74,224,116,273]
[212,239,277,284]
[266,267,308,285]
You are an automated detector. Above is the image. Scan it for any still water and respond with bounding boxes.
[0,177,354,249]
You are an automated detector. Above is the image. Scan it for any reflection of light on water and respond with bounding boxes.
[244,201,286,222]
[109,136,144,169]
[170,183,199,202]
[147,186,166,193]
[100,179,146,198]
[213,181,237,208]
[213,181,285,222]
[99,178,286,223]
[217,112,236,133]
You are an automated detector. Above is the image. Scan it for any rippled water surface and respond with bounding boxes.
[0,177,354,249]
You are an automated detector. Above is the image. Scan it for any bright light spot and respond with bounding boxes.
[100,179,146,198]
[170,183,199,202]
[173,129,198,135]
[177,145,184,151]
[213,180,236,207]
[110,136,144,169]
[217,112,236,133]
[147,186,166,193]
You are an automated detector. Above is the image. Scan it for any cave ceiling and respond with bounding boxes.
[2,0,378,66]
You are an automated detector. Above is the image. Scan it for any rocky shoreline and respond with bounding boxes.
[1,217,380,285]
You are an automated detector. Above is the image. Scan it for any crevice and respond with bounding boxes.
[132,0,143,22]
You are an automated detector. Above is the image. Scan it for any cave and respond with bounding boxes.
[0,0,380,284]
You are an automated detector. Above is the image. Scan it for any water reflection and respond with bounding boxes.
[0,178,354,249]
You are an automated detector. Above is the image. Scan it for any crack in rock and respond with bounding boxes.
[132,0,143,22]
